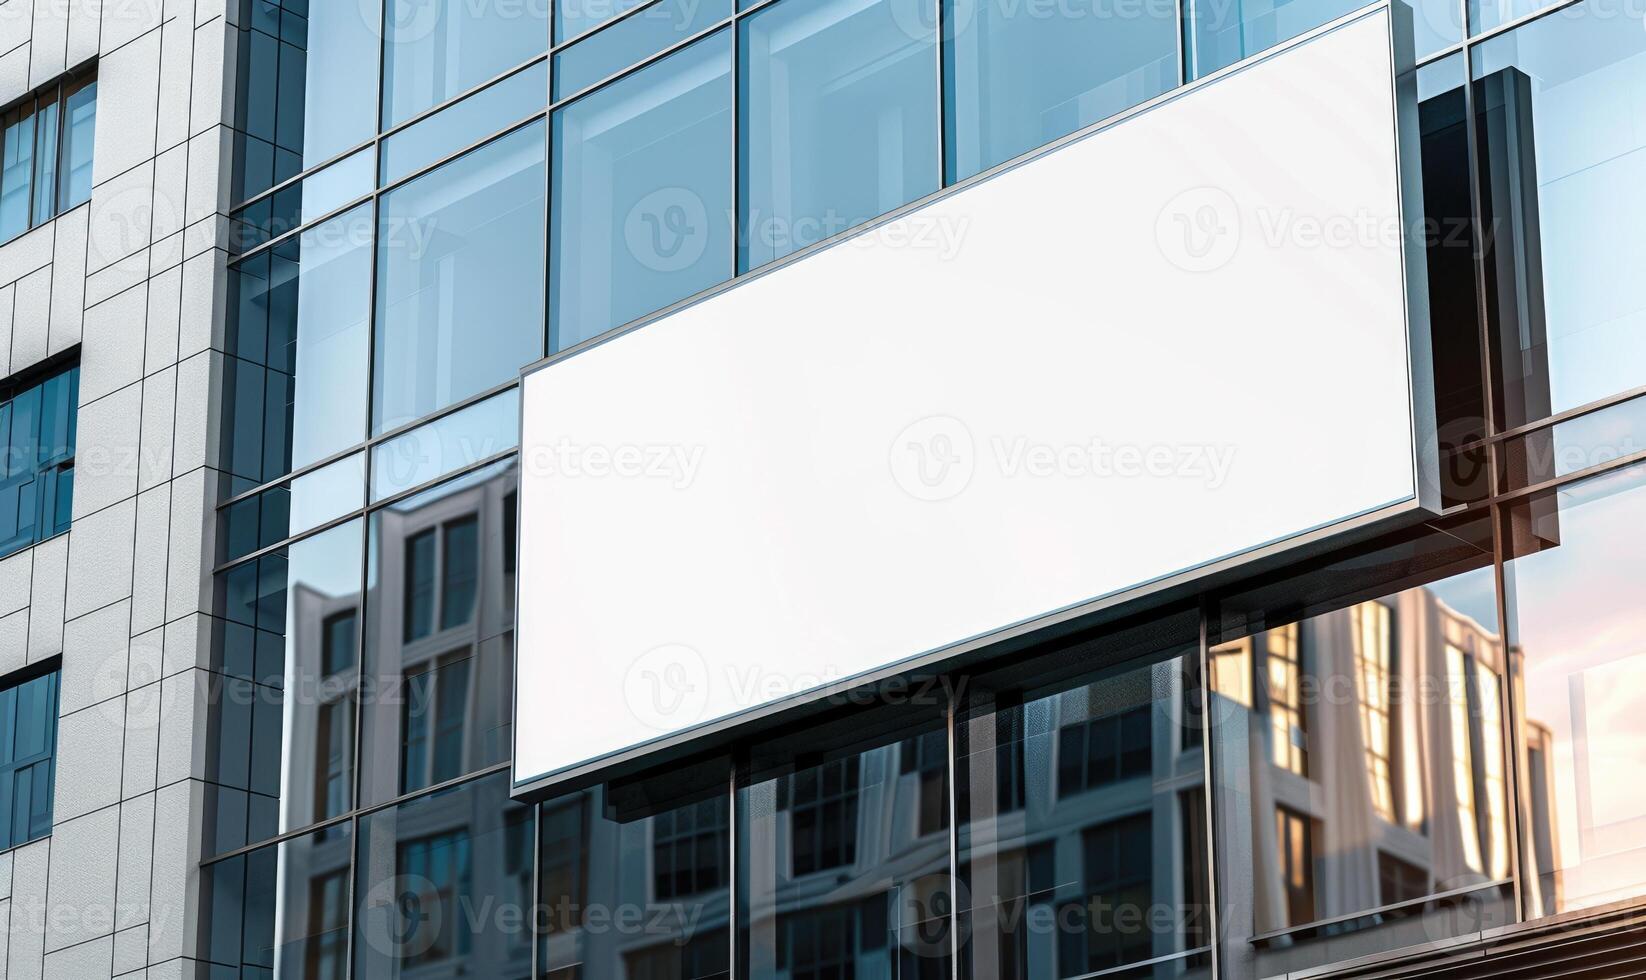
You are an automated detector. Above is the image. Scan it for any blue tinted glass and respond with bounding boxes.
[739,0,937,270]
[1472,8,1646,427]
[353,772,534,977]
[1185,0,1362,79]
[0,365,78,559]
[31,93,58,221]
[202,826,354,978]
[0,105,35,240]
[209,519,363,854]
[305,0,382,167]
[225,205,373,482]
[371,389,521,501]
[58,77,95,209]
[382,0,549,126]
[1469,0,1557,36]
[359,459,517,806]
[374,123,546,433]
[945,0,1176,182]
[554,0,731,98]
[300,146,374,223]
[558,0,651,44]
[289,452,367,535]
[1398,0,1463,59]
[550,31,732,350]
[381,61,548,186]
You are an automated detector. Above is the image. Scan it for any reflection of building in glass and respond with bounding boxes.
[366,463,518,803]
[961,656,1212,980]
[1214,586,1527,944]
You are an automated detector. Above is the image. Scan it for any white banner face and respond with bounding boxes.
[515,9,1425,789]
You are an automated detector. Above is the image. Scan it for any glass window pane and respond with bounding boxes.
[558,0,653,45]
[306,0,383,168]
[957,619,1210,979]
[370,388,520,502]
[31,92,58,221]
[56,76,96,211]
[0,364,79,559]
[374,122,546,434]
[208,520,364,855]
[1,102,36,240]
[200,824,354,979]
[223,204,373,487]
[1472,8,1646,429]
[1499,393,1646,491]
[1503,461,1646,917]
[359,461,517,806]
[740,710,952,979]
[300,146,375,224]
[945,0,1176,182]
[1209,520,1516,978]
[381,61,548,187]
[1185,0,1365,80]
[738,0,937,271]
[381,0,549,127]
[550,31,732,351]
[353,772,535,978]
[1469,0,1557,38]
[289,452,368,536]
[1401,0,1465,60]
[539,762,732,978]
[554,0,731,99]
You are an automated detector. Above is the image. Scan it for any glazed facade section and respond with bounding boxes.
[200,0,1646,978]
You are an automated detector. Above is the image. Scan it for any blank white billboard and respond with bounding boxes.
[515,8,1429,790]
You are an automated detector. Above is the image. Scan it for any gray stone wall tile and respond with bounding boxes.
[65,498,137,621]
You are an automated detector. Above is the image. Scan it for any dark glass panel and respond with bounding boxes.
[538,760,733,979]
[740,705,953,980]
[956,611,1210,980]
[222,205,373,491]
[0,364,78,559]
[200,823,355,979]
[353,772,535,979]
[208,520,364,855]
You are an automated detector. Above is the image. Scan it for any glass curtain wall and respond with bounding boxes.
[205,0,1646,977]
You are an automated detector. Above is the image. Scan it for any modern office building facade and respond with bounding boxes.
[0,0,1644,978]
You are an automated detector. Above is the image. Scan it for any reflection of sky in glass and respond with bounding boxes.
[1427,565,1497,632]
[288,519,365,601]
[1507,463,1646,909]
[1474,18,1646,418]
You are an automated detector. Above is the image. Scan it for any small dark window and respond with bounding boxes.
[1276,806,1319,928]
[439,516,479,630]
[1057,704,1152,798]
[403,528,437,641]
[0,362,77,559]
[0,666,60,849]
